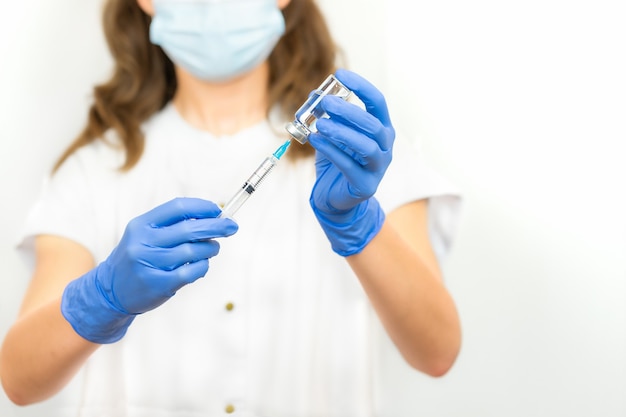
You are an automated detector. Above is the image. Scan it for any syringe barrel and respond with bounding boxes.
[246,156,278,188]
[218,186,252,219]
[218,156,278,219]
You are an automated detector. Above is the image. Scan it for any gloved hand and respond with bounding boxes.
[61,197,238,344]
[308,69,395,256]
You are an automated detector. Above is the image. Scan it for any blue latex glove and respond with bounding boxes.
[308,69,395,256]
[61,197,238,344]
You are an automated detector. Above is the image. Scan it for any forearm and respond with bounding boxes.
[0,297,99,405]
[347,221,461,377]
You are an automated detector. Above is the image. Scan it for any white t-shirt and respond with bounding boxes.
[17,103,461,417]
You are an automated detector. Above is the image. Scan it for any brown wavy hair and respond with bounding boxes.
[53,0,342,173]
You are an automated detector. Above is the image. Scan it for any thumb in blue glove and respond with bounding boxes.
[308,68,396,256]
[61,197,238,344]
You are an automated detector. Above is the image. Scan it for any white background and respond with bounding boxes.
[1,0,625,416]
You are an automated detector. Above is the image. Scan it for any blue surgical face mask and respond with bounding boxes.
[149,0,286,82]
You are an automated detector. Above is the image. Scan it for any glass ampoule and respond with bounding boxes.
[285,74,352,144]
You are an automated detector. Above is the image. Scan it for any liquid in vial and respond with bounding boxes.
[285,74,352,144]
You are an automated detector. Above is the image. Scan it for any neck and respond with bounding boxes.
[172,63,270,136]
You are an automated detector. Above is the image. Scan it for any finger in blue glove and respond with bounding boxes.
[307,69,396,256]
[61,197,238,343]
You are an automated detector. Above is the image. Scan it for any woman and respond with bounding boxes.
[0,0,462,415]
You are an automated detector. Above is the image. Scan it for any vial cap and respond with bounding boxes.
[285,122,309,144]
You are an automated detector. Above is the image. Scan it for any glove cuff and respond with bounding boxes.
[61,268,135,344]
[312,197,385,257]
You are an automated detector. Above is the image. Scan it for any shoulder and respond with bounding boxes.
[378,130,463,262]
[55,104,179,176]
[378,130,461,206]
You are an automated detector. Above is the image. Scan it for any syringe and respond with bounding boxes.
[217,139,291,219]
